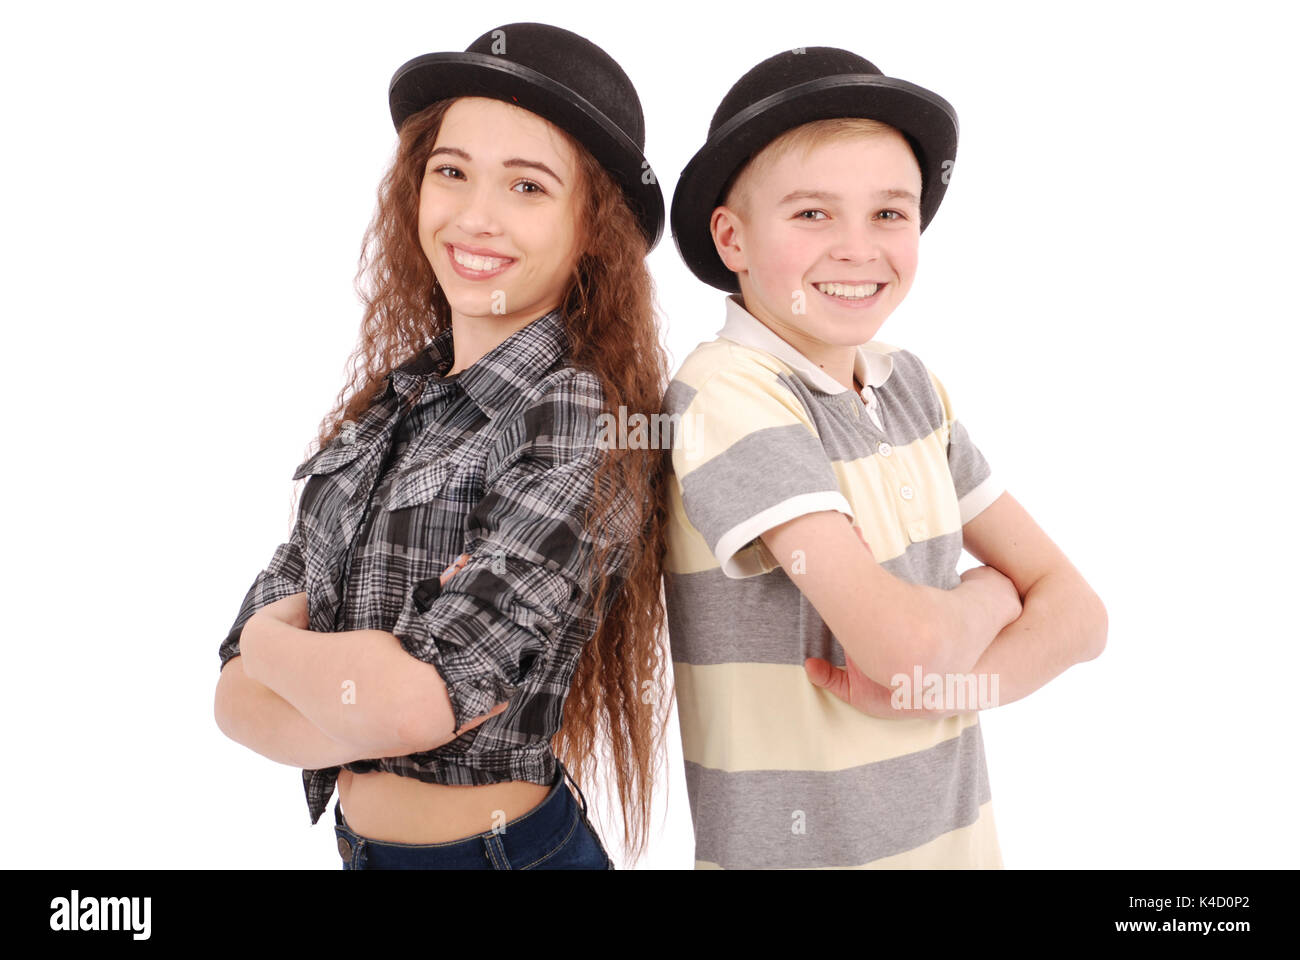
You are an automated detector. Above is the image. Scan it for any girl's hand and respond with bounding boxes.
[440,552,471,586]
[254,592,310,630]
[241,593,307,679]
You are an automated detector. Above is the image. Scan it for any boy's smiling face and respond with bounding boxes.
[710,128,923,379]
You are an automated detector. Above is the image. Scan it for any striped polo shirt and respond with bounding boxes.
[662,293,1005,869]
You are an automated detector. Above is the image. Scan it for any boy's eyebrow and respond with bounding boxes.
[428,146,565,187]
[777,187,921,207]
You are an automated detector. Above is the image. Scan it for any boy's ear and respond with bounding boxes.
[710,205,748,276]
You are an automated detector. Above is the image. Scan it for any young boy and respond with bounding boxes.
[662,47,1107,869]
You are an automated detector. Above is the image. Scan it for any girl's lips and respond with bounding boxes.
[814,282,886,308]
[445,243,516,281]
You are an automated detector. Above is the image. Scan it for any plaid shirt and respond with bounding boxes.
[219,308,631,824]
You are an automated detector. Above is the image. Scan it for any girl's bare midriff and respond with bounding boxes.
[336,767,553,843]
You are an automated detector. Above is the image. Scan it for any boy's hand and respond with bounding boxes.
[852,524,874,558]
[805,655,960,720]
[805,654,897,718]
[960,564,1023,631]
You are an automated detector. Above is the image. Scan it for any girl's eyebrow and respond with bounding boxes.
[503,158,565,187]
[428,146,565,187]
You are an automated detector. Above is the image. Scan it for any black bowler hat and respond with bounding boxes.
[671,47,959,292]
[389,22,664,251]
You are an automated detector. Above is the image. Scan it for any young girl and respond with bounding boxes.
[213,22,673,869]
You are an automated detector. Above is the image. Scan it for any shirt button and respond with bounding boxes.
[878,441,892,457]
[900,484,914,500]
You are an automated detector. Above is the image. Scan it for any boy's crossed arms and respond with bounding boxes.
[761,493,1107,720]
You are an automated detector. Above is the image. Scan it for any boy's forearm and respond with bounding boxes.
[906,579,1003,678]
[888,570,1106,718]
[242,618,419,756]
[216,656,395,769]
[959,570,1106,707]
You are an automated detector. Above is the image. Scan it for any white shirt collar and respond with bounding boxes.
[716,294,894,398]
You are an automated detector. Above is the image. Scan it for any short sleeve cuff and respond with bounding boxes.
[714,490,855,578]
[958,473,1004,525]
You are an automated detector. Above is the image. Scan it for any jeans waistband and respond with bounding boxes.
[333,759,589,863]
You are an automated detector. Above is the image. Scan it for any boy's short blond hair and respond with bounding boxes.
[720,117,914,220]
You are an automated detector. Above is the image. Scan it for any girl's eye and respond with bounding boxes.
[430,164,463,180]
[513,180,546,195]
[795,209,828,220]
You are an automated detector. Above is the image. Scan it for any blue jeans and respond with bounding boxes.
[332,760,614,869]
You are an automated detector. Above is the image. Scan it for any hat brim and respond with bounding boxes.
[390,52,664,250]
[670,74,958,292]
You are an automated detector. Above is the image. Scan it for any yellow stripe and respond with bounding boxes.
[672,349,820,481]
[834,427,962,560]
[674,661,980,771]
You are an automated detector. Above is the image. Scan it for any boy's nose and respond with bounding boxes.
[826,223,884,262]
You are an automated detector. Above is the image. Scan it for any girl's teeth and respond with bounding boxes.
[815,281,879,299]
[453,247,511,271]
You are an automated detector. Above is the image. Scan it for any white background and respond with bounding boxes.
[3,0,1296,869]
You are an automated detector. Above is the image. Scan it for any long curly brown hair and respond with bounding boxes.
[291,98,674,862]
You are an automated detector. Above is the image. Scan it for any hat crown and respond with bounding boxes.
[464,22,646,150]
[709,47,883,138]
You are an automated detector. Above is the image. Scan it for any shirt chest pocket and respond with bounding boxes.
[383,428,497,512]
[289,437,373,630]
[291,435,369,535]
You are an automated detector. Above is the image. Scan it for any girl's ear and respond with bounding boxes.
[711,206,747,274]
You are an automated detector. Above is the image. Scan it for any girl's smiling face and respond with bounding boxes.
[419,97,583,326]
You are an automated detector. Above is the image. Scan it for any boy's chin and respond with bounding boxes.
[806,307,889,343]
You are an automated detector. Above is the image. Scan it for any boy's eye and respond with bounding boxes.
[795,209,828,220]
[877,209,906,221]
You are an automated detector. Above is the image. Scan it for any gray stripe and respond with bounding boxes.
[685,722,993,869]
[666,530,963,667]
[947,418,993,501]
[679,423,844,552]
[776,349,946,462]
[661,376,697,420]
[663,348,957,471]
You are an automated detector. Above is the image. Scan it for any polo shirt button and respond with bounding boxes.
[900,484,914,500]
[337,836,352,860]
[878,441,892,457]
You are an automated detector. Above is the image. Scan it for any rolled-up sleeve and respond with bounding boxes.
[219,537,307,672]
[395,374,618,733]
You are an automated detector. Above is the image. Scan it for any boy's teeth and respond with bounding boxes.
[814,281,879,299]
[453,247,511,271]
